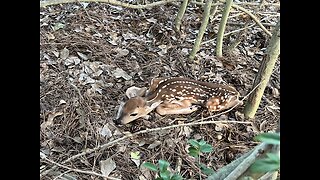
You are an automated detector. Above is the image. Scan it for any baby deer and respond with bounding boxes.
[115,77,242,125]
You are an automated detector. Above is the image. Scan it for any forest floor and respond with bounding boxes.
[40,0,280,179]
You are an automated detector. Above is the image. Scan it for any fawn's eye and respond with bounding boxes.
[130,113,138,116]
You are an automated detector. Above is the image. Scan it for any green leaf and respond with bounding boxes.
[188,139,200,148]
[130,151,140,160]
[198,139,206,146]
[188,147,199,157]
[171,174,183,180]
[143,162,158,171]
[250,155,280,173]
[158,160,170,172]
[160,170,170,180]
[155,178,163,180]
[200,144,213,153]
[199,163,215,176]
[254,133,280,145]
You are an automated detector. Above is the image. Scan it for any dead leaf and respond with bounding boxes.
[178,126,193,137]
[112,68,132,80]
[58,100,66,106]
[181,48,189,55]
[157,45,168,56]
[52,51,59,58]
[80,2,89,8]
[115,102,125,120]
[147,140,161,149]
[272,87,280,97]
[107,32,119,45]
[115,48,129,57]
[90,83,102,94]
[100,158,116,177]
[52,22,65,31]
[60,48,69,60]
[46,32,55,40]
[259,120,268,132]
[100,124,112,138]
[122,32,137,40]
[72,136,83,144]
[41,111,63,131]
[215,122,229,132]
[77,52,88,60]
[64,56,80,66]
[146,17,157,23]
[79,73,95,85]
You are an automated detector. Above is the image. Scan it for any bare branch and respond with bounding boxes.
[42,157,121,180]
[231,3,272,36]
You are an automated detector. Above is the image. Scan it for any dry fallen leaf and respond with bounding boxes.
[100,124,112,138]
[46,32,55,40]
[79,73,95,85]
[100,158,116,177]
[146,17,157,23]
[112,68,132,80]
[58,100,66,106]
[60,48,69,60]
[147,140,161,149]
[77,52,88,60]
[115,48,129,57]
[271,87,280,97]
[40,111,63,131]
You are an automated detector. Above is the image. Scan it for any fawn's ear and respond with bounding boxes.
[148,101,163,109]
[126,86,147,98]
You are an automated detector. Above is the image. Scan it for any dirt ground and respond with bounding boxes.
[40,0,280,179]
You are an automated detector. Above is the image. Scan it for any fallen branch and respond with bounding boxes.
[42,157,121,180]
[40,0,176,8]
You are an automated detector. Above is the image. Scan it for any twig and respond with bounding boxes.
[230,3,272,36]
[226,22,276,27]
[53,170,72,180]
[42,157,121,180]
[40,0,176,8]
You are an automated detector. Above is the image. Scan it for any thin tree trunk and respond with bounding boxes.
[215,0,233,57]
[174,0,189,32]
[189,0,213,60]
[244,19,280,119]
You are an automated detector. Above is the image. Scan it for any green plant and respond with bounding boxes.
[250,132,280,173]
[143,160,183,180]
[188,139,214,176]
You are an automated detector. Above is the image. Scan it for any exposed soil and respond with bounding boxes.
[40,1,280,179]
